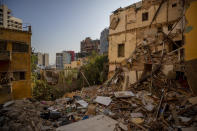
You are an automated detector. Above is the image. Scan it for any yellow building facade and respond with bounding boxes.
[0,27,32,103]
[184,1,197,95]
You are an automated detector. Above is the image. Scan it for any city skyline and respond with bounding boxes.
[5,0,140,64]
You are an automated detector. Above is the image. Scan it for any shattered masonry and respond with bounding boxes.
[108,0,184,85]
[1,0,197,131]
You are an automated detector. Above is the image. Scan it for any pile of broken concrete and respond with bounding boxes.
[1,83,197,131]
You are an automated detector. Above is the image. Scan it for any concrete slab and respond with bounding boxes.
[56,115,118,131]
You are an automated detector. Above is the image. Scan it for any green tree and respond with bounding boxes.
[77,54,109,88]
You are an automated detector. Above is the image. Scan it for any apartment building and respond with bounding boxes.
[43,53,49,67]
[0,27,32,103]
[56,51,71,70]
[108,0,184,78]
[35,52,43,66]
[35,52,49,67]
[0,4,22,30]
[100,28,109,54]
[67,51,75,61]
[80,37,100,54]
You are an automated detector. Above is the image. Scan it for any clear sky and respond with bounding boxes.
[5,0,140,64]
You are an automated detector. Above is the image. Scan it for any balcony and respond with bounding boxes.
[0,51,11,61]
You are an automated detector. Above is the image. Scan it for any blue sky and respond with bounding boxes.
[5,0,140,64]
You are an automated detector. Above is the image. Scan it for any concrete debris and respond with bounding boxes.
[76,100,88,108]
[131,113,144,118]
[3,100,14,108]
[178,116,192,122]
[188,96,197,105]
[114,91,135,98]
[95,96,112,106]
[0,82,197,131]
[56,115,118,131]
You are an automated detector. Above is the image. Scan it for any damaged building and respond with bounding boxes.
[108,0,187,87]
[80,37,100,54]
[0,0,197,131]
[0,27,32,103]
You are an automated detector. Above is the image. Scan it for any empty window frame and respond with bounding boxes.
[157,27,163,32]
[168,24,173,31]
[142,12,149,21]
[13,72,25,81]
[12,42,29,53]
[0,41,7,51]
[172,3,177,8]
[118,44,125,57]
[171,40,183,51]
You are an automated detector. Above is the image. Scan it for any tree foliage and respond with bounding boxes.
[32,80,62,100]
[77,53,109,88]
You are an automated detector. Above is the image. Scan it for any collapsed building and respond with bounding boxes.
[108,0,197,94]
[0,0,197,131]
[80,37,100,54]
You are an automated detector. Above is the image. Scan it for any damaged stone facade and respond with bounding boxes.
[80,37,100,54]
[0,27,32,103]
[108,0,185,85]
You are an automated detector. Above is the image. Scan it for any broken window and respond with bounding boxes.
[168,24,173,31]
[157,27,163,32]
[118,44,125,57]
[0,41,7,51]
[172,40,183,51]
[12,42,29,53]
[13,72,25,81]
[142,12,149,21]
[172,3,177,8]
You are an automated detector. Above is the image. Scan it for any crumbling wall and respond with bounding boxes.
[108,0,184,83]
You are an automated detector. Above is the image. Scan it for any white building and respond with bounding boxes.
[35,52,49,68]
[43,53,49,67]
[56,51,71,70]
[0,4,22,30]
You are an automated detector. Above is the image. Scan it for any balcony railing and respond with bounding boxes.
[0,50,11,61]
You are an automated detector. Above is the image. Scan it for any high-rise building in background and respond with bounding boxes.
[35,52,49,68]
[0,4,23,30]
[56,53,63,70]
[43,53,49,67]
[56,51,71,70]
[35,52,43,66]
[80,37,100,54]
[100,28,109,54]
[67,51,75,61]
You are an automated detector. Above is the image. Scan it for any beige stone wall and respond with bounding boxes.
[108,0,183,81]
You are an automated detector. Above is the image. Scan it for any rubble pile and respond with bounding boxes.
[1,1,196,130]
[0,100,55,131]
[1,31,197,130]
[0,81,197,131]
